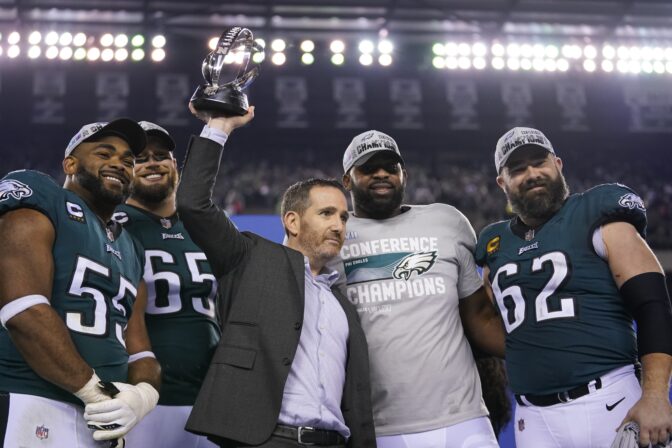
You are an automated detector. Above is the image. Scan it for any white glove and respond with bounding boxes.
[611,422,672,448]
[83,382,158,440]
[73,371,114,405]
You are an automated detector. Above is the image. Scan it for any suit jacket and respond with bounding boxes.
[176,136,376,447]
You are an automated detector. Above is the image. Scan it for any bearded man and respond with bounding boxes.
[475,127,672,448]
[115,121,220,448]
[329,130,508,448]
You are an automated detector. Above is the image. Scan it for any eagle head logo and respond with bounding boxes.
[392,251,438,281]
[0,179,33,202]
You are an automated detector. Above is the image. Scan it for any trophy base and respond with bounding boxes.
[190,85,249,116]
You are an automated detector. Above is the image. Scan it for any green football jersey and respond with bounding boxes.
[114,204,220,405]
[0,170,143,405]
[475,184,645,395]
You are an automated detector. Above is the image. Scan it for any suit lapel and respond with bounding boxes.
[284,246,306,309]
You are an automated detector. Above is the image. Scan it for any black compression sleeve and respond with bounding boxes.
[620,272,672,357]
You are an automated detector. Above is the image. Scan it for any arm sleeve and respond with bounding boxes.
[0,170,61,225]
[176,136,250,278]
[454,209,484,299]
[586,183,647,238]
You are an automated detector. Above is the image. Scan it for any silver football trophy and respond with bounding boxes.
[190,27,263,116]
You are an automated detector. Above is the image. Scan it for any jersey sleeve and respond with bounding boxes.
[0,170,63,226]
[450,208,484,299]
[584,183,647,238]
[474,222,502,268]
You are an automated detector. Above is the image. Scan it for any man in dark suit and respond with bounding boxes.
[176,104,376,448]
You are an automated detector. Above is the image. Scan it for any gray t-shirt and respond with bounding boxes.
[329,203,487,436]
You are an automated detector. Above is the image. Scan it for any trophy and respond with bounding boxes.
[190,27,263,116]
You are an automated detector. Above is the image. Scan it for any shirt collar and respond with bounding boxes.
[303,256,340,287]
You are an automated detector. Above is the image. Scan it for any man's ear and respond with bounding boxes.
[342,172,352,191]
[63,156,78,176]
[495,174,507,193]
[283,210,300,238]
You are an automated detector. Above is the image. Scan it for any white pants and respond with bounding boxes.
[1,392,107,448]
[376,416,500,448]
[125,404,217,448]
[514,365,642,448]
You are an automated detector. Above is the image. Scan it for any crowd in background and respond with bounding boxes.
[209,158,672,250]
[9,149,672,249]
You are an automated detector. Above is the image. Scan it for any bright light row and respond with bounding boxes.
[431,55,672,74]
[433,41,672,63]
[0,45,166,62]
[1,31,163,49]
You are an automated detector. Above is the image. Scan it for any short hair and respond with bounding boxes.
[280,178,346,219]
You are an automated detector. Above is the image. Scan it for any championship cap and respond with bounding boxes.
[343,130,404,173]
[64,118,147,157]
[494,127,555,173]
[139,121,176,152]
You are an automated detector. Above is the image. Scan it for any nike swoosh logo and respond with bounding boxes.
[606,397,626,411]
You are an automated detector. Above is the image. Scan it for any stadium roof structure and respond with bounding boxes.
[2,0,672,38]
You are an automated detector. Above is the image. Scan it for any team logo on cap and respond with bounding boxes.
[0,179,33,202]
[392,251,438,281]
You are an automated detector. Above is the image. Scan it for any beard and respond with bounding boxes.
[130,171,177,204]
[507,172,569,221]
[351,182,404,220]
[298,227,342,265]
[75,165,129,206]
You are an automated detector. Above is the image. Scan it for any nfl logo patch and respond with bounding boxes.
[35,424,49,440]
[106,227,115,242]
[518,418,525,432]
[160,218,172,229]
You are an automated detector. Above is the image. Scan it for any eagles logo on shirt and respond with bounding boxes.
[618,193,645,212]
[392,251,438,280]
[0,179,33,202]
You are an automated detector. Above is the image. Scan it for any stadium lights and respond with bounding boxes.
[331,53,344,65]
[131,48,145,61]
[101,48,114,61]
[28,45,41,59]
[131,34,144,47]
[379,53,392,66]
[300,40,315,53]
[73,33,87,47]
[8,32,20,45]
[151,48,165,62]
[115,48,128,61]
[46,46,59,59]
[208,37,218,50]
[114,34,128,48]
[87,47,101,61]
[60,47,73,60]
[301,52,314,65]
[60,32,73,46]
[330,40,345,54]
[151,35,166,49]
[358,39,375,54]
[378,40,393,54]
[8,45,20,58]
[271,39,286,52]
[28,31,42,45]
[359,53,373,66]
[74,47,87,60]
[100,33,114,47]
[271,52,286,65]
[44,31,58,46]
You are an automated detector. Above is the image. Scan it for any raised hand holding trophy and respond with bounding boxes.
[190,27,263,116]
